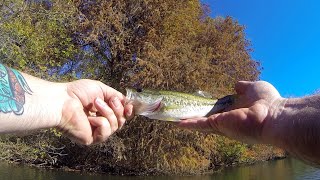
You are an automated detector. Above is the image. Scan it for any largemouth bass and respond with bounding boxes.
[126,88,235,122]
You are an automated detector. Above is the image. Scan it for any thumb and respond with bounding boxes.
[235,81,254,95]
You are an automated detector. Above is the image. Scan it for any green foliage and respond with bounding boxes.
[0,0,78,78]
[215,137,247,165]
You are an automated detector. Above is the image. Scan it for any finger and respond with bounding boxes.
[235,81,254,95]
[207,108,251,139]
[99,82,126,104]
[58,108,94,145]
[178,108,250,138]
[124,103,134,120]
[94,97,119,133]
[88,116,112,144]
[177,117,214,132]
[109,96,126,129]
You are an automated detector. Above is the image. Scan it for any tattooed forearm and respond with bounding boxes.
[0,64,32,115]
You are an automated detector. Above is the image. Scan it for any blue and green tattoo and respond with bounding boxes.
[0,64,32,115]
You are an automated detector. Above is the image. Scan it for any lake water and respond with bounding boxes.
[0,158,319,180]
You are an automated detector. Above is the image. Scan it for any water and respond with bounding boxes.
[0,158,319,180]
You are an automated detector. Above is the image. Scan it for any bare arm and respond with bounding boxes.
[0,67,65,133]
[0,64,133,145]
[179,81,320,166]
[266,95,320,166]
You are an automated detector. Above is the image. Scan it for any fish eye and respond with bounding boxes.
[137,88,143,92]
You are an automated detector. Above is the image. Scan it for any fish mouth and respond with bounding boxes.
[217,95,235,106]
[206,95,235,116]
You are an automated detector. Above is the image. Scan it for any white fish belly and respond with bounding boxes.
[146,106,214,121]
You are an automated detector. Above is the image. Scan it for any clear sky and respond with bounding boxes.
[202,0,320,97]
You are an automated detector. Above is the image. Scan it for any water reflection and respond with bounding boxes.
[0,158,319,180]
[200,158,320,180]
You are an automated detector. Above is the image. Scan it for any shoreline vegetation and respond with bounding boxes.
[0,120,286,175]
[0,0,283,175]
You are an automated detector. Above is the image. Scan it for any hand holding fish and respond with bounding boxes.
[178,81,282,144]
[58,79,133,145]
[0,64,133,145]
[179,81,320,166]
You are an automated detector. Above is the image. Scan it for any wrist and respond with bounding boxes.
[0,68,70,133]
[45,82,69,128]
[24,79,69,130]
[264,96,320,165]
[261,97,288,147]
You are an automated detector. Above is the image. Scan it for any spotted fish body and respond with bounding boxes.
[126,88,235,122]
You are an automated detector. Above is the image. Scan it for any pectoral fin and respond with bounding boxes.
[139,98,163,116]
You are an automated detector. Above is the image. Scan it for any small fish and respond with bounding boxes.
[126,88,235,122]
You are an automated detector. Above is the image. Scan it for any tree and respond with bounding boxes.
[0,0,272,175]
[0,0,78,78]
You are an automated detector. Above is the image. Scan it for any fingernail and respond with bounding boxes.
[126,106,133,118]
[112,97,121,108]
[96,97,106,107]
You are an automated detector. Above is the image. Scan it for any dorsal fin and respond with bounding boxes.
[193,90,212,98]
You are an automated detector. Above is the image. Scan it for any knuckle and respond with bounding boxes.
[81,137,93,146]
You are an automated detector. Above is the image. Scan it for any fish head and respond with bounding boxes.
[126,88,157,104]
[126,88,163,116]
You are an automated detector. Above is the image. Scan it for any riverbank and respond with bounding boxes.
[0,122,286,176]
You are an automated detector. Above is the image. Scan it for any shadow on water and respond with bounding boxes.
[0,158,319,180]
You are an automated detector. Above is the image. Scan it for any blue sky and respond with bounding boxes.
[202,0,320,97]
